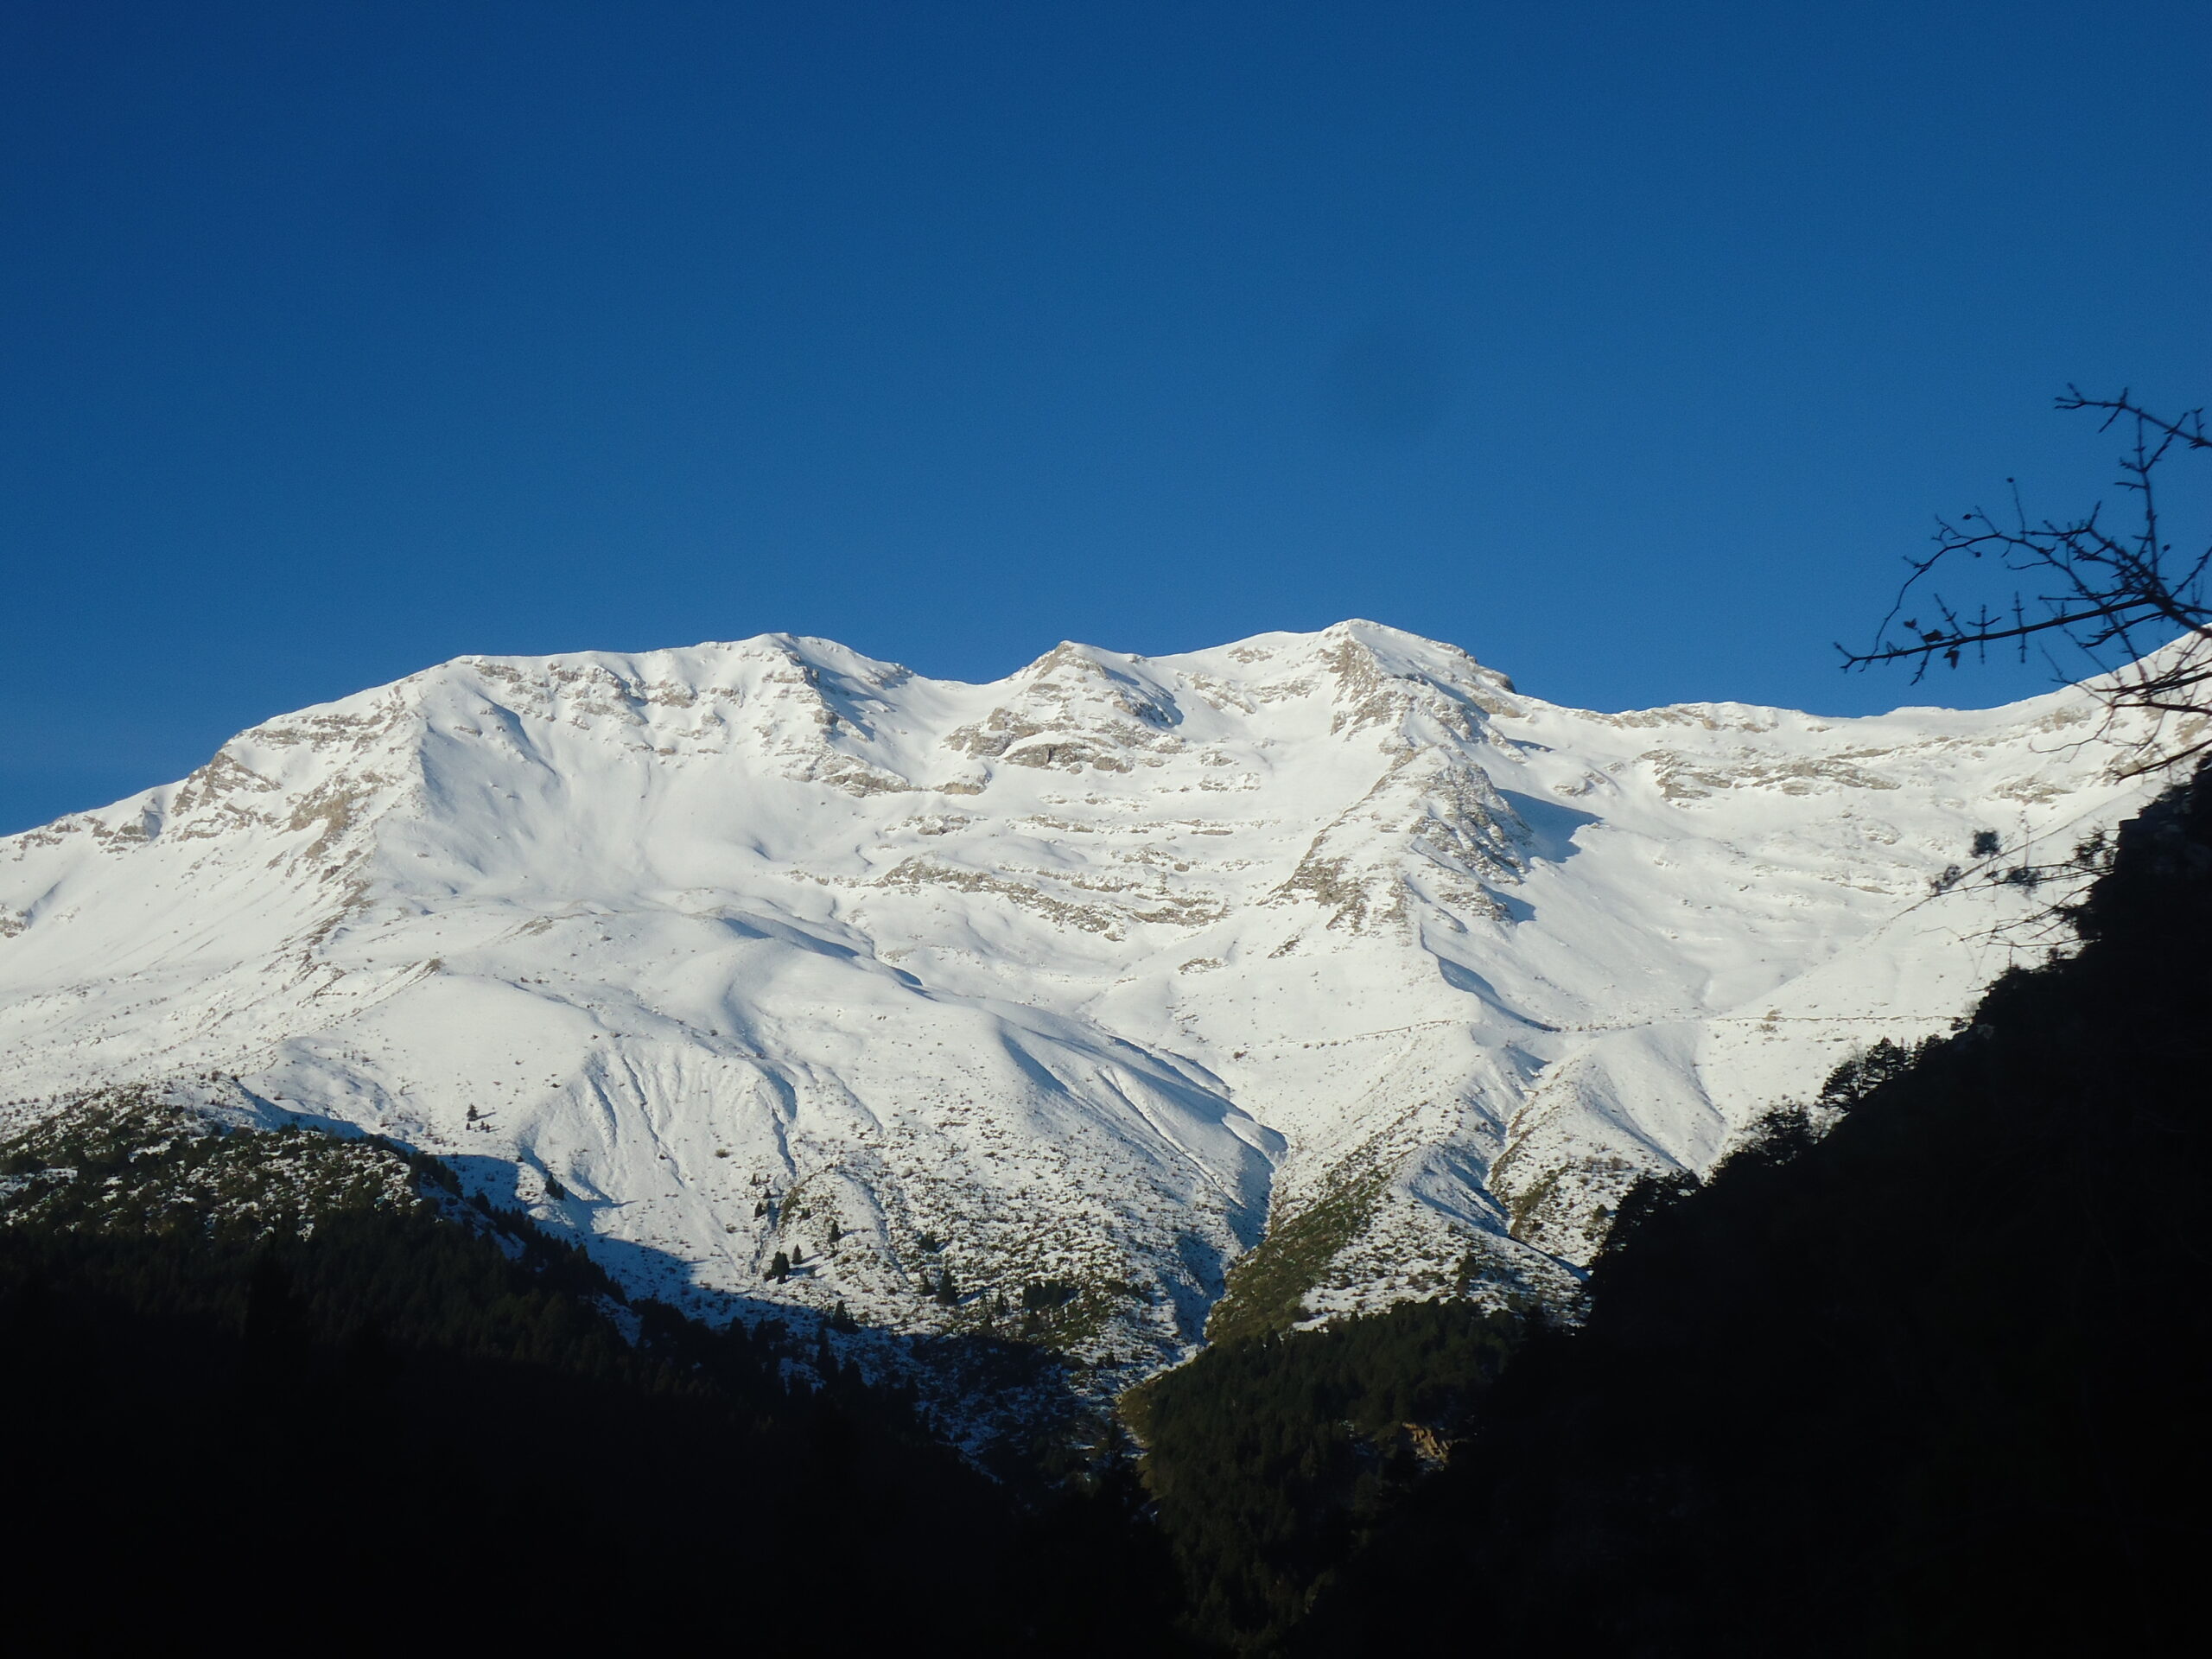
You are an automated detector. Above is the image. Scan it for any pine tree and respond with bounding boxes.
[935,1265,959,1306]
[767,1250,790,1282]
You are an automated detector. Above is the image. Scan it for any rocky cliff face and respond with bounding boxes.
[0,621,2158,1385]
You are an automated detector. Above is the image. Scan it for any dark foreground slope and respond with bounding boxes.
[1125,1297,1524,1651]
[0,1099,1189,1652]
[1297,766,2212,1656]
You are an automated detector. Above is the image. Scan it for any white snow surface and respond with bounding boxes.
[0,621,2163,1373]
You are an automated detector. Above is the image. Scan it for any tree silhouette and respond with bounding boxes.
[1842,389,2212,773]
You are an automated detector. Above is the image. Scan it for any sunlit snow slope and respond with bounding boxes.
[0,623,2160,1370]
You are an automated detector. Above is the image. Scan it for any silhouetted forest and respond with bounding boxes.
[0,1110,1189,1652]
[1126,1296,1524,1649]
[1292,764,2212,1655]
[10,767,2209,1653]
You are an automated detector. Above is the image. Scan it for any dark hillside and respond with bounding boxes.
[1300,766,2212,1655]
[1125,1297,1524,1651]
[0,1100,1191,1652]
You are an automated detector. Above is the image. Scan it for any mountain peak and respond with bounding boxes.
[0,626,2165,1420]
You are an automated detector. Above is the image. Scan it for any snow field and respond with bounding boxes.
[0,622,2164,1402]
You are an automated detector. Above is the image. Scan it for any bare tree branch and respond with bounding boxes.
[1840,390,2212,775]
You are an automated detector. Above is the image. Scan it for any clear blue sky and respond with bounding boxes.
[3,2,2207,833]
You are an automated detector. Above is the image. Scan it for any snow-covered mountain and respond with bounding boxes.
[0,622,2160,1377]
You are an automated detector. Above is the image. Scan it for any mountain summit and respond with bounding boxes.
[0,622,2158,1380]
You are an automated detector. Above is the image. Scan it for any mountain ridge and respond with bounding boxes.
[0,621,2162,1403]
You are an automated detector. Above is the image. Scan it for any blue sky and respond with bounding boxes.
[3,2,2207,833]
